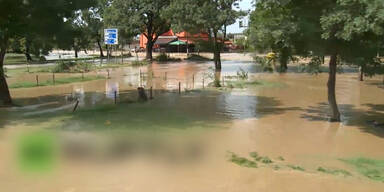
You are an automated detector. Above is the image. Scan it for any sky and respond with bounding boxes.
[227,0,254,34]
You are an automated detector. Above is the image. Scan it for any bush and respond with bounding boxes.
[154,53,181,62]
[53,61,93,73]
[185,54,212,61]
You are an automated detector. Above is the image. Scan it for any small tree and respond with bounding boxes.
[167,0,244,70]
[104,0,171,60]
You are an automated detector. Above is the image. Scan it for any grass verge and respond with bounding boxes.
[9,76,104,89]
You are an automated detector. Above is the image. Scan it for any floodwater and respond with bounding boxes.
[0,58,384,191]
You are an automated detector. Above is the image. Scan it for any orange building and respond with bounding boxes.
[139,29,210,49]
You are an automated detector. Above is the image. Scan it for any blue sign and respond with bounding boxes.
[104,28,118,45]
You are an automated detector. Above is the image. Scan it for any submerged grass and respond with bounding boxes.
[229,152,258,168]
[340,157,384,182]
[287,164,306,172]
[9,76,104,89]
[225,79,284,89]
[317,167,352,177]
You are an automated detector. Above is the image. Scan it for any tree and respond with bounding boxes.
[248,0,297,72]
[0,0,95,106]
[104,0,171,60]
[81,0,109,58]
[257,0,384,121]
[167,0,243,70]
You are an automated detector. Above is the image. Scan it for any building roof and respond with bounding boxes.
[155,37,177,45]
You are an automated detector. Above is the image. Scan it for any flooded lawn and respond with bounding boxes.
[0,59,384,191]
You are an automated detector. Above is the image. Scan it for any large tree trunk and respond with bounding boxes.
[0,43,12,106]
[327,53,341,122]
[25,39,33,61]
[74,49,78,58]
[97,39,104,58]
[146,40,154,60]
[213,31,221,70]
[279,48,289,73]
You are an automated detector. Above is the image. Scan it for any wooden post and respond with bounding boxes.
[203,76,205,89]
[152,71,154,78]
[192,74,195,89]
[139,69,142,86]
[82,72,84,80]
[73,99,79,112]
[222,76,225,87]
[107,69,110,79]
[178,82,181,94]
[36,75,39,86]
[150,86,153,100]
[52,73,55,85]
[114,91,117,104]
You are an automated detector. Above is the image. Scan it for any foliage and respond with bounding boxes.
[254,56,274,72]
[53,61,94,73]
[248,0,297,72]
[166,0,244,68]
[154,53,181,62]
[236,67,248,80]
[104,0,171,60]
[185,54,212,61]
[299,56,323,74]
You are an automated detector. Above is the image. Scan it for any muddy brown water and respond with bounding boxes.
[0,60,384,191]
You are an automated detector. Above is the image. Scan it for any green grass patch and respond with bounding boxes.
[287,164,306,171]
[131,60,149,66]
[9,76,104,89]
[317,167,352,177]
[249,152,273,164]
[340,157,384,182]
[229,152,258,168]
[225,80,284,89]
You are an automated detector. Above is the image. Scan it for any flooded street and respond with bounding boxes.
[0,59,384,191]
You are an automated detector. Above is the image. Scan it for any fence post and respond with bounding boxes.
[114,91,117,104]
[36,75,39,86]
[222,76,225,87]
[178,82,181,94]
[192,74,195,89]
[150,86,153,100]
[73,99,79,113]
[52,73,55,85]
[107,69,110,79]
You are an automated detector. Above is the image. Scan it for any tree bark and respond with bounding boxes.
[74,48,78,58]
[213,31,221,70]
[279,48,289,73]
[327,53,341,122]
[97,39,104,58]
[0,42,12,106]
[146,40,154,60]
[359,66,364,81]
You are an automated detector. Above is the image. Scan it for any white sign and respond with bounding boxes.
[104,28,118,45]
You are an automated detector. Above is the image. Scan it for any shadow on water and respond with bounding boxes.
[301,102,384,138]
[0,89,300,132]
